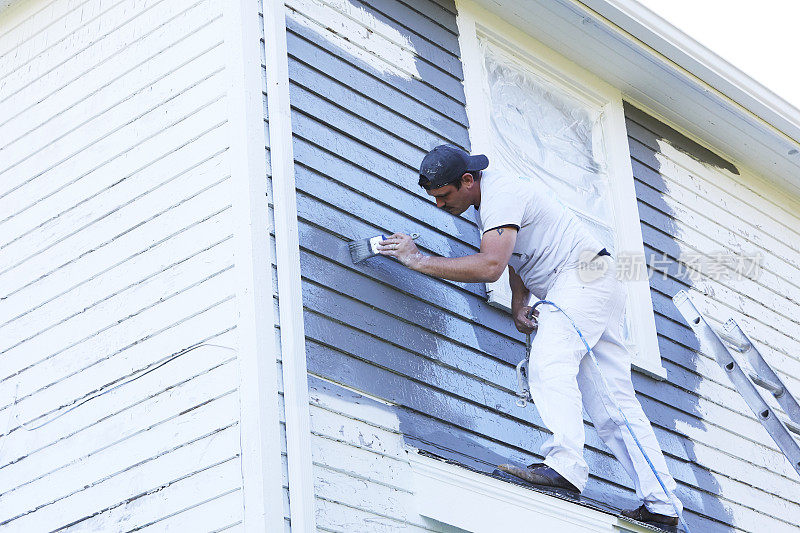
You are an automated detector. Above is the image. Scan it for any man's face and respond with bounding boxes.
[427,178,472,215]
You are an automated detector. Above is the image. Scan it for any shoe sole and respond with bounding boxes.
[497,466,678,533]
[493,465,580,498]
[620,515,678,533]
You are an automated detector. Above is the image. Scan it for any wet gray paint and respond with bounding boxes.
[279,1,793,531]
[623,102,739,176]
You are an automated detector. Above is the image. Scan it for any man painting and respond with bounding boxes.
[377,144,682,528]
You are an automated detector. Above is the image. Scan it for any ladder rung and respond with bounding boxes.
[673,291,800,478]
[749,372,785,397]
[718,329,750,352]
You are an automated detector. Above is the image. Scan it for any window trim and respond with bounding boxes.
[409,451,655,533]
[456,0,667,379]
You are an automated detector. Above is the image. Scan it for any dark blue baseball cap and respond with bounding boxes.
[418,145,489,190]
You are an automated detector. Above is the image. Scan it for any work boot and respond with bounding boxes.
[621,505,678,527]
[496,462,579,493]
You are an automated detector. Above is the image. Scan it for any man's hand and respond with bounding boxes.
[377,233,423,268]
[376,227,516,283]
[513,306,538,334]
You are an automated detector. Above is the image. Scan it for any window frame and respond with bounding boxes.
[456,0,667,379]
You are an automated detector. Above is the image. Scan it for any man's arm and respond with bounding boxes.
[509,265,529,315]
[377,227,517,283]
[509,266,537,334]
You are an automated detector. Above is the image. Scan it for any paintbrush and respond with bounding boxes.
[349,233,420,263]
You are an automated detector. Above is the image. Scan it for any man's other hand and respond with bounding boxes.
[514,305,538,334]
[377,233,423,269]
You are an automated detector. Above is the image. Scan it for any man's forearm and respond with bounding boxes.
[411,253,505,283]
[509,267,529,313]
[511,285,529,313]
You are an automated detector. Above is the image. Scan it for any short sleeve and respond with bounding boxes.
[478,178,524,234]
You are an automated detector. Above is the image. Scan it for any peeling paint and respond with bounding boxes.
[286,0,421,80]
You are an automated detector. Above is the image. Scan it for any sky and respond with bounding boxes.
[635,0,800,111]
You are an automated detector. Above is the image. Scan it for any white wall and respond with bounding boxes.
[0,0,243,529]
[623,103,800,531]
[307,377,444,533]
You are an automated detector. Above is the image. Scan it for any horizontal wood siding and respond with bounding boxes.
[0,0,243,530]
[280,0,800,531]
[283,0,483,529]
[625,102,800,532]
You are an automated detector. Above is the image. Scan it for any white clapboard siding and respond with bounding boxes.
[0,205,232,365]
[0,24,227,233]
[0,79,226,236]
[0,235,234,380]
[0,325,238,477]
[626,118,800,392]
[307,380,442,533]
[0,394,239,521]
[0,0,218,130]
[625,106,800,527]
[4,425,240,532]
[0,169,231,325]
[0,229,233,361]
[626,126,800,249]
[62,460,242,532]
[137,488,244,532]
[0,0,243,529]
[0,356,238,496]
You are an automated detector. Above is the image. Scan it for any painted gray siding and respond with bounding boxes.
[282,0,489,530]
[280,1,800,532]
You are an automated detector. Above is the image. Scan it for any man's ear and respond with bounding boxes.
[461,172,475,188]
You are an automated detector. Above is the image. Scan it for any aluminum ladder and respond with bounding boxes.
[673,290,800,477]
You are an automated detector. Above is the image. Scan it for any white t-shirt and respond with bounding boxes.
[474,168,603,299]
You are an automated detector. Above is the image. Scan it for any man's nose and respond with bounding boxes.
[436,198,445,208]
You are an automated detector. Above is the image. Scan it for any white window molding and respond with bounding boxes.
[408,451,653,533]
[456,0,666,379]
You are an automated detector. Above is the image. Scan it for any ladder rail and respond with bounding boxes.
[673,291,800,477]
[721,319,800,427]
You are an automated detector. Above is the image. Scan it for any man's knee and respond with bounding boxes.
[594,417,619,439]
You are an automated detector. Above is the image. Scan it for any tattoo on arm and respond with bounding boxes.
[496,228,504,235]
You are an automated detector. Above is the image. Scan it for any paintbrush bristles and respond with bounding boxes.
[348,239,371,264]
[349,233,419,264]
[349,235,383,263]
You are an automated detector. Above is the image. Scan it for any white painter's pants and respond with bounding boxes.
[527,256,683,516]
